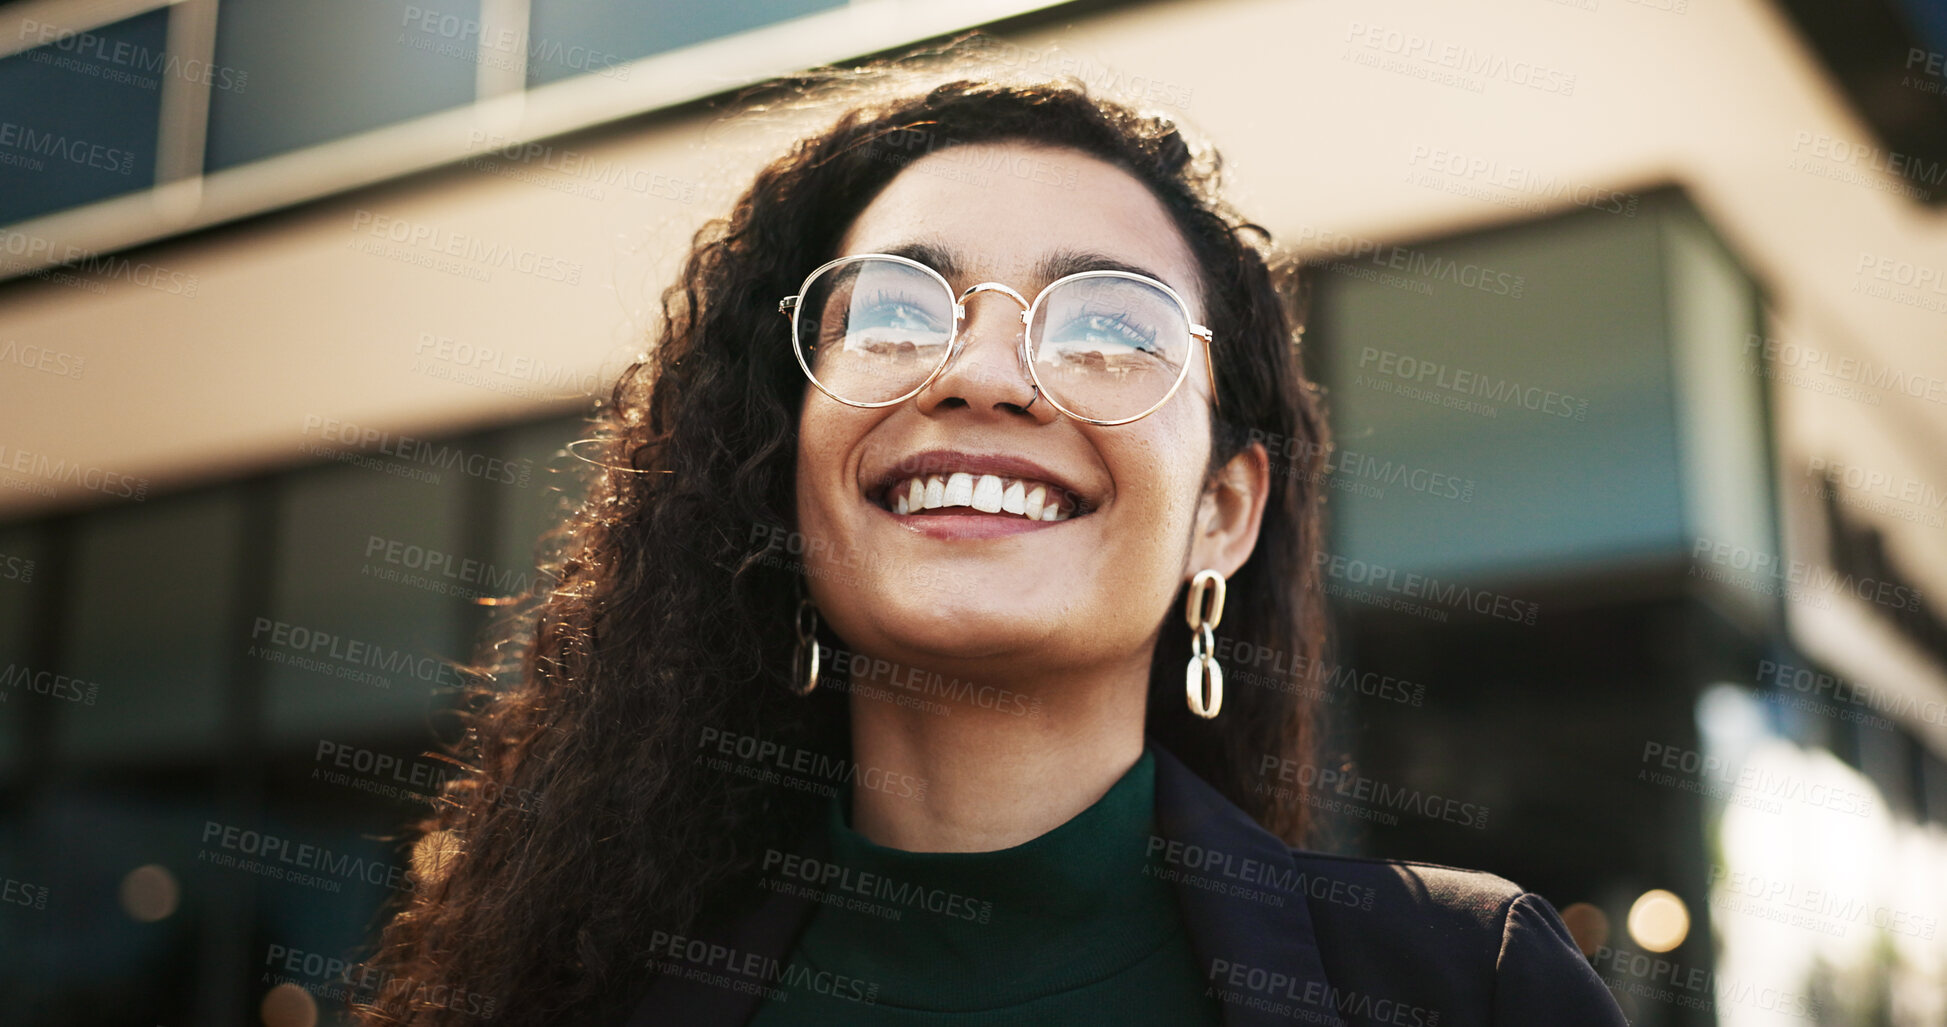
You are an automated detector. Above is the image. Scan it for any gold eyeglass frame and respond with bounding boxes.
[778,252,1219,427]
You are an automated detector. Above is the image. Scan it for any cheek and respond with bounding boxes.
[794,406,840,527]
[1119,416,1209,522]
[794,398,874,522]
[1096,450,1203,590]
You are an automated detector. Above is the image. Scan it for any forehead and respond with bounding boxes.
[835,141,1204,312]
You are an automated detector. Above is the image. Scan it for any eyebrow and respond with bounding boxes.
[877,241,963,280]
[1033,249,1177,290]
[867,241,1184,296]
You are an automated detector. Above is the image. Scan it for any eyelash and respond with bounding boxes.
[856,290,942,323]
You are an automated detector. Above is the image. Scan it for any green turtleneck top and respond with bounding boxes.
[746,745,1224,1026]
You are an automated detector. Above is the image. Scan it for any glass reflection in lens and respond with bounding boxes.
[1030,275,1188,421]
[798,258,953,404]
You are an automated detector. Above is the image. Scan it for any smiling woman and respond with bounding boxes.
[348,59,1629,1027]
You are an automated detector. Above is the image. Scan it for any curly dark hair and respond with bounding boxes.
[349,53,1332,1027]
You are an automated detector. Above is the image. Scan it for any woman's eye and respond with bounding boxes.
[853,298,944,335]
[821,291,948,355]
[1050,314,1158,355]
[887,303,939,332]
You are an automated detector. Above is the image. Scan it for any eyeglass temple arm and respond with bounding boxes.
[779,296,799,315]
[1193,325,1220,413]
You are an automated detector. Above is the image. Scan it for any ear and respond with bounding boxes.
[1185,441,1271,580]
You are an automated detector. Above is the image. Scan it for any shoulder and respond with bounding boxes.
[1290,848,1527,937]
[1285,849,1523,982]
[1285,849,1627,1026]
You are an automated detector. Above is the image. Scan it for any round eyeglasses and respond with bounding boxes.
[778,253,1219,426]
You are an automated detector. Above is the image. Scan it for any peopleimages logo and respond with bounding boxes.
[1146,837,1377,911]
[1258,754,1492,829]
[749,520,972,598]
[411,331,601,396]
[762,848,993,923]
[3,874,48,911]
[696,728,928,801]
[1790,132,1947,192]
[0,121,135,175]
[0,663,100,704]
[0,444,149,500]
[1689,537,1924,613]
[200,821,411,893]
[262,944,498,1019]
[0,339,85,379]
[362,534,534,600]
[1356,345,1590,420]
[1294,225,1527,298]
[1403,145,1638,217]
[815,644,1037,717]
[299,415,534,487]
[1746,332,1947,406]
[1207,958,1442,1026]
[248,617,467,690]
[876,126,1081,190]
[462,132,698,201]
[0,552,32,583]
[647,930,881,1005]
[0,231,199,296]
[1639,741,1877,817]
[1594,946,1821,1020]
[1758,659,1946,727]
[1314,551,1541,626]
[1709,864,1937,940]
[1343,20,1577,96]
[16,19,250,91]
[347,210,585,285]
[313,738,544,814]
[400,5,628,80]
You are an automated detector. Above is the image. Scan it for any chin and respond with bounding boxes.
[844,582,1060,669]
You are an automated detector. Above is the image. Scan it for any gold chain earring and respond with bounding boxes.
[789,597,821,697]
[1184,569,1226,719]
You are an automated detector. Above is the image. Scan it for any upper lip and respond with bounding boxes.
[864,448,1094,514]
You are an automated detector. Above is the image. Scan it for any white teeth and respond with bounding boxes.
[883,472,1076,521]
[972,474,1004,513]
[944,472,974,508]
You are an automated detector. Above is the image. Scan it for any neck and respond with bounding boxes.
[845,658,1151,853]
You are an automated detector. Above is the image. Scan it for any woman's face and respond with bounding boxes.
[794,140,1268,689]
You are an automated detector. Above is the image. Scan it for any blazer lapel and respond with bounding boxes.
[1149,742,1344,1027]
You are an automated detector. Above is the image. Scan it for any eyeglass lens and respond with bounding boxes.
[795,257,1192,422]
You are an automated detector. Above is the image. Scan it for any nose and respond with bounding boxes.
[914,285,1053,423]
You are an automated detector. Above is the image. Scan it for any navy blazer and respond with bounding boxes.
[625,742,1629,1026]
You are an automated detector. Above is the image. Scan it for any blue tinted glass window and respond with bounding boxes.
[55,490,242,764]
[0,9,166,223]
[262,452,470,743]
[0,524,43,781]
[525,0,842,86]
[1319,201,1685,579]
[204,0,480,171]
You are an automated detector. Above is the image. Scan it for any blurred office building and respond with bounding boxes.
[1,0,1945,1023]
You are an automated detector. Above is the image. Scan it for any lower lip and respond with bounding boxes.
[873,502,1075,539]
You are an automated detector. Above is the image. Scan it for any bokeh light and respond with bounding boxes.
[1626,889,1689,953]
[118,864,179,923]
